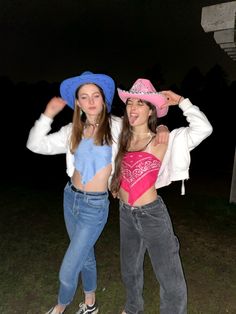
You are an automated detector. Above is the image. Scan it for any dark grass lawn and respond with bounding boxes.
[0,171,235,314]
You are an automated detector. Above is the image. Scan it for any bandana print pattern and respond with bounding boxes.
[122,154,161,187]
[120,151,162,205]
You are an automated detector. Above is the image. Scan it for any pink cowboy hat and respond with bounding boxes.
[117,78,168,117]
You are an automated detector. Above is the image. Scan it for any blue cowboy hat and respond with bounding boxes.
[60,71,115,112]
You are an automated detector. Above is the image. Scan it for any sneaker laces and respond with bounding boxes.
[76,303,89,314]
[79,303,87,311]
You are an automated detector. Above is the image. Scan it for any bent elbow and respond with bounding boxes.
[206,124,213,137]
[26,138,39,153]
[26,141,36,153]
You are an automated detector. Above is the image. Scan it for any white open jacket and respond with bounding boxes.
[26,98,213,192]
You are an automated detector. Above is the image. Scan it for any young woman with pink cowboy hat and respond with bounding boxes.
[110,78,213,314]
[26,71,168,314]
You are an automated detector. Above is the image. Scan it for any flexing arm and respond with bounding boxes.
[161,90,213,150]
[26,97,71,155]
[179,99,213,150]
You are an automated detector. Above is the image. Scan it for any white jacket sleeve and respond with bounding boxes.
[179,98,213,151]
[26,113,72,155]
[156,98,213,190]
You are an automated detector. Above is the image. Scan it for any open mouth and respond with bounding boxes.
[129,113,138,125]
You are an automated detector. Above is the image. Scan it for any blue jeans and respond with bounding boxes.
[58,181,109,305]
[119,197,187,314]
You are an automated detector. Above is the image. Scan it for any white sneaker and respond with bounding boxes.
[76,302,99,314]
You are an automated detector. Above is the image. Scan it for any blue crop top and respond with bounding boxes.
[74,138,112,185]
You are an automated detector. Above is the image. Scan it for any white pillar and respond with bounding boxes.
[201,2,236,203]
[201,2,236,60]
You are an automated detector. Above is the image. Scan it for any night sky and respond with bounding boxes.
[1,0,236,87]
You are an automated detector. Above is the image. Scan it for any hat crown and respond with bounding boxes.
[117,78,168,117]
[130,79,157,94]
[81,71,93,76]
[60,71,115,112]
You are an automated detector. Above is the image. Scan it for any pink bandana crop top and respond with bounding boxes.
[120,151,161,205]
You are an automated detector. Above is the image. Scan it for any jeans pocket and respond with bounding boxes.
[87,196,107,209]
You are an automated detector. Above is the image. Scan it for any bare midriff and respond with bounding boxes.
[71,164,112,192]
[119,186,158,206]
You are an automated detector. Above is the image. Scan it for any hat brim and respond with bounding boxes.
[60,73,115,112]
[117,88,168,117]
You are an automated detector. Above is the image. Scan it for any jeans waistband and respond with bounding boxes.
[120,197,161,211]
[68,179,108,196]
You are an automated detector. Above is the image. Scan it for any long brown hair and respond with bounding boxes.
[110,100,158,194]
[70,84,112,153]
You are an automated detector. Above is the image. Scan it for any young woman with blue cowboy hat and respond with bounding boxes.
[110,78,213,314]
[26,71,168,314]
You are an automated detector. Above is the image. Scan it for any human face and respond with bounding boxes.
[126,98,152,127]
[76,84,105,119]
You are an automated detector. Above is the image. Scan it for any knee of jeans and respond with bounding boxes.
[59,275,75,289]
[166,280,187,301]
[59,266,76,287]
[84,260,96,269]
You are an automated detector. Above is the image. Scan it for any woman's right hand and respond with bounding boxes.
[160,90,184,107]
[44,97,67,119]
[111,191,120,199]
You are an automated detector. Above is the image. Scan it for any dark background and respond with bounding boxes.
[0,0,235,190]
[1,0,236,85]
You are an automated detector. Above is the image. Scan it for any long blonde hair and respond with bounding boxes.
[110,100,158,194]
[70,84,112,153]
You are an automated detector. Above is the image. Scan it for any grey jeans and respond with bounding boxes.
[119,197,187,314]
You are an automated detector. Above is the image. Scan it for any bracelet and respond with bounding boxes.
[156,124,168,131]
